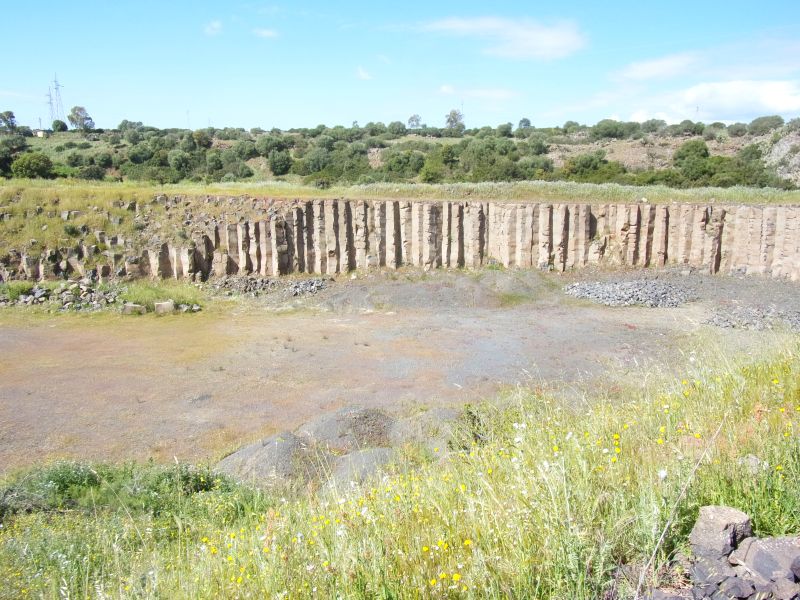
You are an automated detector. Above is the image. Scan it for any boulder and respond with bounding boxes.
[689,505,753,560]
[154,300,175,314]
[738,537,800,582]
[297,406,395,453]
[215,431,328,486]
[121,302,147,315]
[388,407,461,451]
[327,448,395,488]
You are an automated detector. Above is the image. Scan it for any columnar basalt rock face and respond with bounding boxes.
[13,197,800,284]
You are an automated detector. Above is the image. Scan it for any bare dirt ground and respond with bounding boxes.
[1,268,798,473]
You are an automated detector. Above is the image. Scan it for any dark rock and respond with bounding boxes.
[742,537,800,582]
[215,431,327,486]
[719,576,755,598]
[297,406,395,453]
[690,506,753,560]
[328,448,394,488]
[771,578,800,600]
[692,556,737,585]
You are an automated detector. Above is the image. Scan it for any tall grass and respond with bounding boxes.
[0,347,798,598]
[118,281,205,311]
[3,178,800,207]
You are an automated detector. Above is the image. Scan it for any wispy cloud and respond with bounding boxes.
[423,17,585,60]
[667,80,800,120]
[253,28,278,38]
[356,66,372,81]
[0,90,39,101]
[439,84,519,100]
[204,20,222,36]
[616,52,698,81]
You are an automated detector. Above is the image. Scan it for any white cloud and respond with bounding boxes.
[668,80,800,119]
[356,66,372,81]
[204,20,222,36]
[438,84,518,100]
[616,52,697,81]
[423,16,585,60]
[253,28,278,38]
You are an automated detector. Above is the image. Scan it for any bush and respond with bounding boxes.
[65,152,84,167]
[76,165,106,180]
[268,149,292,176]
[748,115,784,136]
[10,152,53,178]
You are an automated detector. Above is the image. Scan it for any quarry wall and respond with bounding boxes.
[13,197,800,282]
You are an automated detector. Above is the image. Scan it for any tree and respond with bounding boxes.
[496,123,513,137]
[748,115,784,136]
[76,165,106,180]
[68,106,94,131]
[518,118,532,130]
[445,109,464,129]
[407,114,421,129]
[268,149,292,175]
[52,119,68,132]
[192,129,213,149]
[0,110,16,132]
[387,121,407,136]
[11,152,53,178]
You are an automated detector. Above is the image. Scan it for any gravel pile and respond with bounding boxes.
[564,279,695,308]
[705,305,800,332]
[212,276,280,296]
[288,278,327,296]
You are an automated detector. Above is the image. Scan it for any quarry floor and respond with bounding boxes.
[1,268,799,473]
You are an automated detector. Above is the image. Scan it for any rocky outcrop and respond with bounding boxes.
[651,506,800,600]
[8,197,800,283]
[215,405,461,490]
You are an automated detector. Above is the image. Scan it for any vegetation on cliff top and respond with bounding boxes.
[1,109,798,191]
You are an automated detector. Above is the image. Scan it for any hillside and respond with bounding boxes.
[1,114,798,191]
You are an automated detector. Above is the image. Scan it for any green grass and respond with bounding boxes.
[118,280,205,311]
[0,281,35,300]
[1,345,799,598]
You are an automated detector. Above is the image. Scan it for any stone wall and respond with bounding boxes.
[14,197,800,282]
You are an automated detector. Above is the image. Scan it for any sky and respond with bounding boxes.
[3,0,800,130]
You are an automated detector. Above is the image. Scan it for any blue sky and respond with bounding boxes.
[3,0,800,130]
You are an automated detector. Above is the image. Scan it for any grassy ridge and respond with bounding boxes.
[1,346,798,598]
[3,178,800,205]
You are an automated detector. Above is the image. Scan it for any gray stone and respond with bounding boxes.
[154,300,175,314]
[387,407,461,451]
[215,431,328,486]
[692,556,737,585]
[771,578,800,600]
[328,448,394,488]
[730,538,757,566]
[690,506,753,560]
[719,576,755,598]
[121,302,147,315]
[741,537,800,582]
[297,406,395,453]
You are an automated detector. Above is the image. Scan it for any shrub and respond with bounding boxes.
[11,152,53,178]
[76,165,106,180]
[748,115,784,136]
[268,149,292,176]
